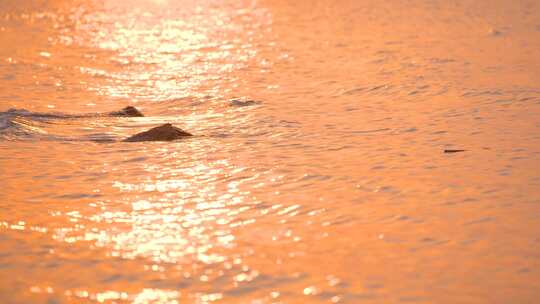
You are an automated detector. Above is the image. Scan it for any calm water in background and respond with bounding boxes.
[1,0,540,303]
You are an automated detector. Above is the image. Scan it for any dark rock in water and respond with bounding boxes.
[123,123,192,142]
[444,149,466,153]
[109,106,144,117]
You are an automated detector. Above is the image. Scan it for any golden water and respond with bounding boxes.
[1,0,540,303]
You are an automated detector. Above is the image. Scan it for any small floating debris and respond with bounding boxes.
[488,28,503,36]
[444,149,466,153]
[228,99,261,107]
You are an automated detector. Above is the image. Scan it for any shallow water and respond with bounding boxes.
[1,0,540,303]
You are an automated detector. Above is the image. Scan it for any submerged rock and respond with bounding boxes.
[123,123,192,142]
[109,106,144,117]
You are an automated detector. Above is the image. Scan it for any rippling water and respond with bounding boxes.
[1,0,540,303]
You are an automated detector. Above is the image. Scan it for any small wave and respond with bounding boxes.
[0,108,79,141]
[0,112,50,138]
[1,108,75,119]
[0,108,190,143]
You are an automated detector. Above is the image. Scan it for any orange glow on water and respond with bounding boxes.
[1,0,540,303]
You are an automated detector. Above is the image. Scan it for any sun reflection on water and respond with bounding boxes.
[46,142,268,301]
[78,160,250,265]
[11,2,283,301]
[64,0,270,102]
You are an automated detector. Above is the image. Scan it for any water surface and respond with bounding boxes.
[1,0,540,303]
